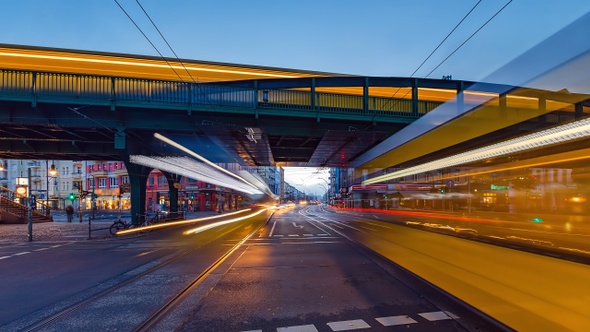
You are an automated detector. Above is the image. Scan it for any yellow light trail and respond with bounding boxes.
[183,208,269,235]
[0,51,299,78]
[114,209,250,235]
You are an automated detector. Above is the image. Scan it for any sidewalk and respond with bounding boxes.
[0,210,231,243]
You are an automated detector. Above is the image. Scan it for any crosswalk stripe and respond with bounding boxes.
[327,319,371,331]
[376,315,418,326]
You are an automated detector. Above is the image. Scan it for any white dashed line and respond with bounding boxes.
[376,315,418,326]
[418,311,459,321]
[277,324,319,332]
[240,330,262,332]
[288,234,299,237]
[303,234,314,237]
[14,252,31,256]
[0,256,11,260]
[327,319,371,331]
[273,235,284,237]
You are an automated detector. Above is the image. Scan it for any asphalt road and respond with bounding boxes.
[173,205,497,332]
[0,206,504,331]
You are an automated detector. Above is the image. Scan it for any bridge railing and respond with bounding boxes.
[0,69,443,118]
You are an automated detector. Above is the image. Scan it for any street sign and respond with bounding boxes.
[120,183,131,193]
[446,180,455,188]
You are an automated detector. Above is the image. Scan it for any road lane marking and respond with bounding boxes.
[14,251,31,256]
[418,311,458,321]
[34,247,50,251]
[327,319,371,330]
[303,234,313,237]
[269,220,277,237]
[0,256,10,260]
[376,315,418,326]
[277,324,319,332]
[292,222,304,229]
[365,221,391,228]
[288,234,299,237]
[358,225,376,232]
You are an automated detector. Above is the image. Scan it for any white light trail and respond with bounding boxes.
[363,116,590,184]
[183,208,268,235]
[115,209,250,235]
[153,133,261,191]
[129,155,263,194]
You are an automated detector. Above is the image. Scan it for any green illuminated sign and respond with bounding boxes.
[490,184,510,190]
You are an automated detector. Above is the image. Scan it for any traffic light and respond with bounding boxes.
[190,194,194,200]
[383,194,388,199]
[68,192,76,201]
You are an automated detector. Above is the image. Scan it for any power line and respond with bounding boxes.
[112,0,186,82]
[424,0,514,78]
[114,0,219,111]
[384,0,512,112]
[411,0,483,77]
[134,0,200,85]
[383,0,483,109]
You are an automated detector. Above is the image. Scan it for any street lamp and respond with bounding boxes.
[318,177,331,204]
[45,160,57,214]
[317,183,328,202]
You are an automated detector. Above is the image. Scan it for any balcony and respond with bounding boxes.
[71,171,84,180]
[88,170,107,177]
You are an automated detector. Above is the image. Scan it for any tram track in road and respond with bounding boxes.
[298,205,512,332]
[15,214,270,332]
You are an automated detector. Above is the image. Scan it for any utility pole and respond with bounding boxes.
[27,167,33,241]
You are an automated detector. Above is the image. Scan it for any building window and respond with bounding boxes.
[158,176,167,186]
[121,176,129,184]
[110,177,118,187]
[99,178,107,188]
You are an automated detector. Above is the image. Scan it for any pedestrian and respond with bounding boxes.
[66,204,74,223]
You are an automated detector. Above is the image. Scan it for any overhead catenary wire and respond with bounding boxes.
[382,0,484,109]
[134,0,201,85]
[411,0,483,78]
[112,0,185,82]
[113,0,218,110]
[424,0,514,78]
[384,0,513,112]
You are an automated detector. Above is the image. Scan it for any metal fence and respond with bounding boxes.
[0,69,442,118]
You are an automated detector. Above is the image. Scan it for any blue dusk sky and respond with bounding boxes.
[2,1,590,194]
[2,1,589,80]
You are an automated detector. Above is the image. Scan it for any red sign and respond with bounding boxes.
[351,184,387,191]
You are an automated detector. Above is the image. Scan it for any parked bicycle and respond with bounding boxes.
[109,213,154,235]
